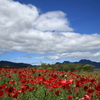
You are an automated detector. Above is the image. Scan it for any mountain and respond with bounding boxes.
[0,61,33,68]
[55,59,100,68]
[1,59,100,68]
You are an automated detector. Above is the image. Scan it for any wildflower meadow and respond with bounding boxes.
[0,67,100,100]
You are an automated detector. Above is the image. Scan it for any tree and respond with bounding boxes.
[83,64,94,72]
[61,64,70,72]
[40,63,47,69]
[67,63,77,72]
[75,64,84,72]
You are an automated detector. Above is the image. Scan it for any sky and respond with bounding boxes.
[0,0,100,65]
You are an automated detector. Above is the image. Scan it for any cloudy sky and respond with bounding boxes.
[0,0,100,65]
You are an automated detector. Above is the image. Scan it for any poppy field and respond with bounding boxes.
[0,68,100,100]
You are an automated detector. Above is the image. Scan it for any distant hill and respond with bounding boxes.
[1,59,100,68]
[0,61,33,68]
[55,59,100,68]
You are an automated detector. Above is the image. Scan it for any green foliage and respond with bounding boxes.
[27,66,33,69]
[46,67,53,70]
[83,64,94,72]
[38,67,44,70]
[67,63,77,72]
[53,63,83,72]
[53,64,62,71]
[40,63,47,69]
[39,63,53,70]
[38,62,95,72]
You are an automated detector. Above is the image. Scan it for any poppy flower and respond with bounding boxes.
[95,85,100,91]
[19,85,29,93]
[79,94,92,100]
[96,92,100,97]
[5,87,16,97]
[47,87,53,91]
[79,98,85,100]
[87,89,94,95]
[28,87,36,91]
[67,95,73,100]
[84,94,92,99]
[11,90,19,98]
[61,79,66,83]
[8,80,17,85]
[54,90,61,96]
[5,87,15,94]
[0,86,4,91]
[52,84,59,88]
[84,86,88,91]
[0,91,4,98]
[7,74,11,78]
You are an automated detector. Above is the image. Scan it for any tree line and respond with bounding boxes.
[37,63,95,72]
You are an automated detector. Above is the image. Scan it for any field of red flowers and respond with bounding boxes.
[0,68,100,100]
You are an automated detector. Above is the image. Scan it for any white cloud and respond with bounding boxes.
[42,51,100,62]
[46,55,61,60]
[0,0,100,61]
[16,55,33,60]
[0,52,4,54]
[0,0,38,31]
[34,11,73,31]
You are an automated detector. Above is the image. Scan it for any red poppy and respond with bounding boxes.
[79,98,85,100]
[61,79,66,83]
[84,86,88,91]
[87,89,94,95]
[68,78,73,83]
[95,85,100,92]
[5,87,16,97]
[79,94,92,100]
[96,92,100,97]
[76,92,79,96]
[84,94,92,100]
[7,74,11,78]
[19,85,29,93]
[28,87,36,91]
[0,86,4,91]
[0,91,4,98]
[47,87,53,91]
[52,84,59,88]
[8,80,17,85]
[67,95,73,100]
[5,87,15,94]
[11,90,19,98]
[54,90,61,96]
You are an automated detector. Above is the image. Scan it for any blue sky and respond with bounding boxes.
[0,0,100,65]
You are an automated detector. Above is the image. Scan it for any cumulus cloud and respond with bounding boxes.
[41,51,100,62]
[16,55,33,60]
[0,0,100,61]
[0,52,4,54]
[0,0,73,52]
[34,11,73,31]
